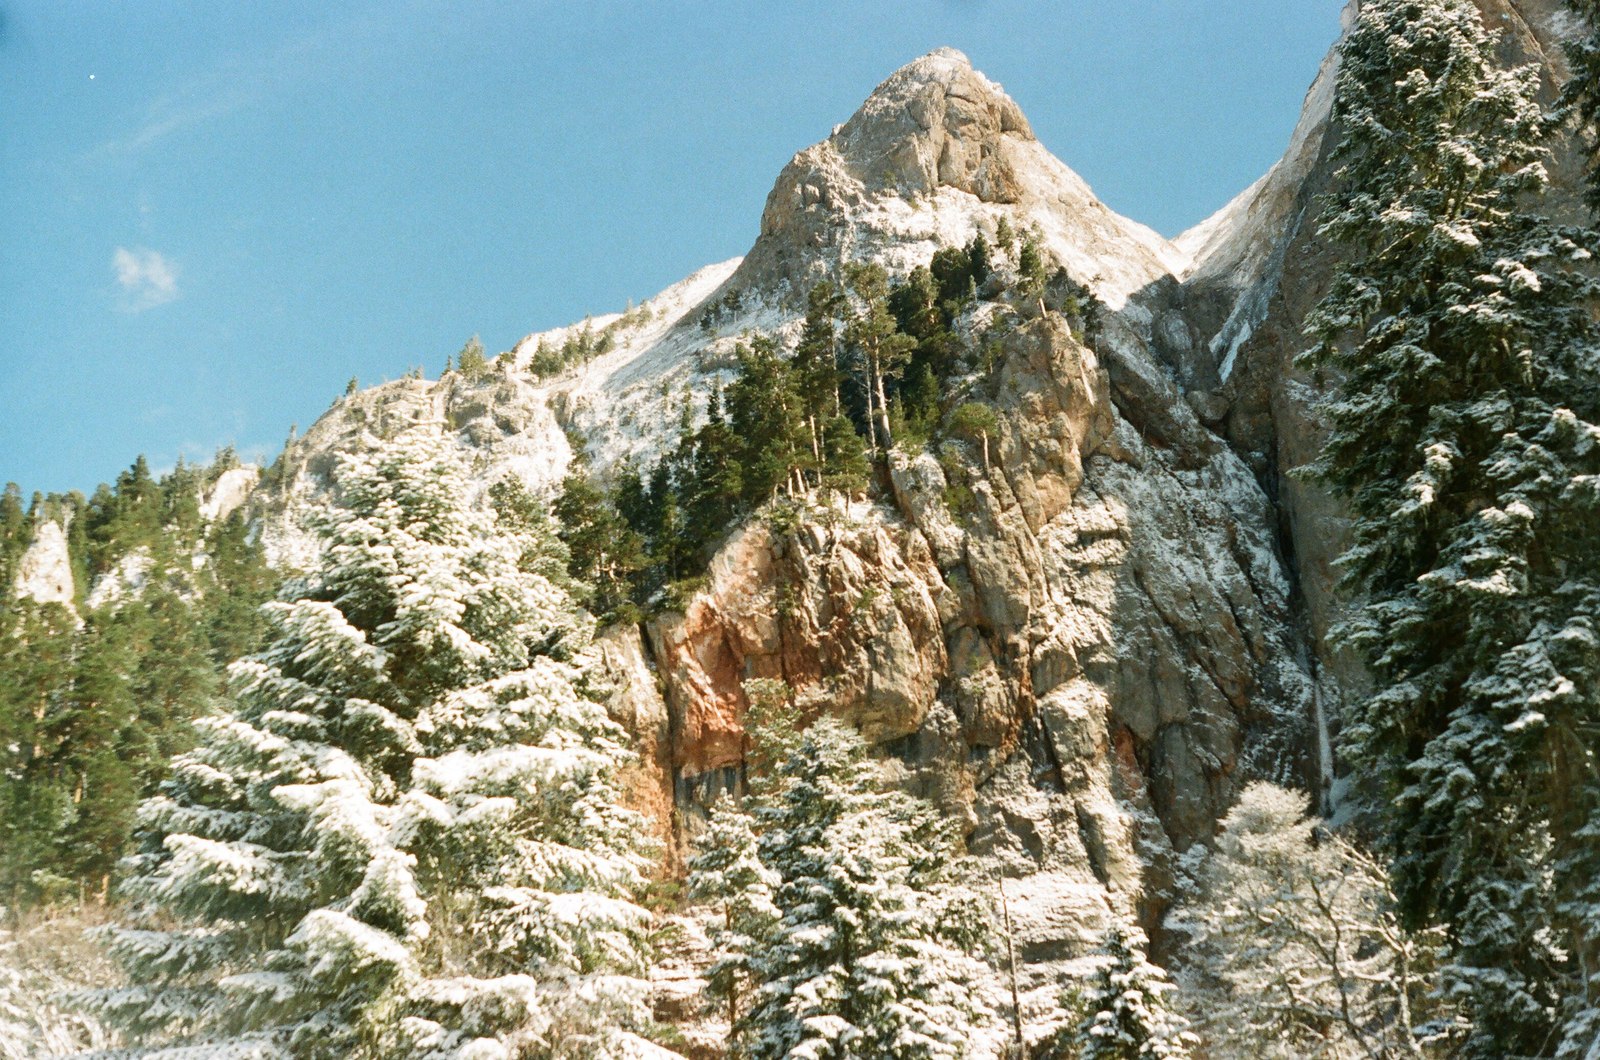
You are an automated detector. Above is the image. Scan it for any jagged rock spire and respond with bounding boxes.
[830,46,1034,203]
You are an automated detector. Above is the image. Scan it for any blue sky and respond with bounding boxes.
[0,1,1342,497]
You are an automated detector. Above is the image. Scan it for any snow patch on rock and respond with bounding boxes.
[86,549,155,611]
[201,466,260,523]
[13,522,75,609]
[1175,3,1347,379]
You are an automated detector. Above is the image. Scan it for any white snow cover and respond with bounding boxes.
[506,258,745,476]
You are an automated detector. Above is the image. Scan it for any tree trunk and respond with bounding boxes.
[999,876,1024,1052]
[873,360,894,451]
[863,353,881,452]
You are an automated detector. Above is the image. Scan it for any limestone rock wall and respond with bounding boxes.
[12,520,75,610]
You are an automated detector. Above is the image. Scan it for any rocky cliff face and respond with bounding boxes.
[207,3,1585,1038]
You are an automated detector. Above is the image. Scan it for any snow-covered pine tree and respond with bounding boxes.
[724,715,999,1060]
[1170,783,1452,1058]
[1301,1,1600,1053]
[1047,921,1195,1060]
[685,801,778,1051]
[86,426,670,1058]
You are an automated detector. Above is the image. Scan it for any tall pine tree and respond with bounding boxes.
[1302,1,1600,1053]
[87,427,669,1058]
[692,715,998,1060]
[1048,922,1195,1060]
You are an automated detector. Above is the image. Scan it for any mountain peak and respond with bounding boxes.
[732,49,1184,308]
[832,47,1034,199]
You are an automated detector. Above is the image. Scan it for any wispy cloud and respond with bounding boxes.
[93,4,402,158]
[104,92,251,157]
[113,246,180,310]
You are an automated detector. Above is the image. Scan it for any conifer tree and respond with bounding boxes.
[845,263,917,453]
[690,386,749,522]
[554,468,645,623]
[87,427,668,1058]
[686,803,778,1051]
[948,403,1000,474]
[890,266,962,429]
[693,715,998,1060]
[1015,235,1047,301]
[725,339,808,503]
[0,601,82,910]
[819,414,870,495]
[794,282,848,474]
[1049,922,1195,1060]
[0,483,27,593]
[965,233,991,289]
[994,216,1016,256]
[1301,1,1600,1052]
[455,336,491,383]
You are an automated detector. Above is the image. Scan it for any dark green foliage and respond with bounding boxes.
[489,475,577,591]
[198,511,275,664]
[726,338,812,504]
[526,318,614,378]
[455,334,491,382]
[994,215,1016,254]
[845,262,919,451]
[947,401,1000,472]
[0,452,277,915]
[0,590,224,912]
[1016,232,1047,299]
[928,237,989,309]
[0,601,84,909]
[0,482,27,596]
[554,466,645,623]
[888,265,966,436]
[698,287,746,333]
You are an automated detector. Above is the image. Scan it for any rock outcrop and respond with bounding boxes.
[12,520,75,610]
[199,466,259,523]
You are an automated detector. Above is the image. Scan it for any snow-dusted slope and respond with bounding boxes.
[506,259,744,475]
[255,259,741,566]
